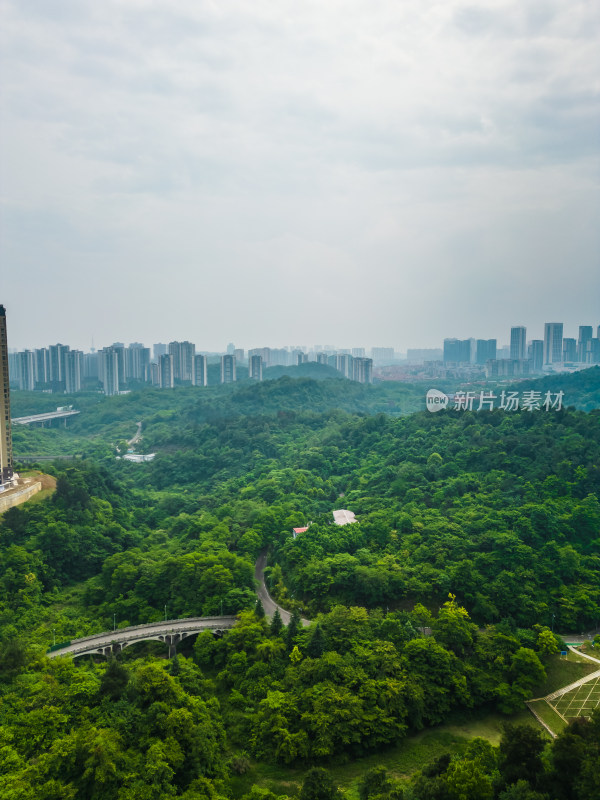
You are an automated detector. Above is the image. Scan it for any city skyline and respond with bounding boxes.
[2,1,598,352]
[7,310,599,397]
[5,319,599,358]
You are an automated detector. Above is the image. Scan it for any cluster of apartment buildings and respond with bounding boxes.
[442,323,600,378]
[8,339,375,396]
[7,320,599,399]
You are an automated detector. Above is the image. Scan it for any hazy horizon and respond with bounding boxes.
[2,1,599,351]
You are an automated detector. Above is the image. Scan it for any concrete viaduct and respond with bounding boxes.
[47,616,237,660]
[48,551,310,660]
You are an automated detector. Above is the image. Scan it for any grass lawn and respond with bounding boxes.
[227,708,545,799]
[554,676,600,721]
[530,651,599,697]
[528,700,567,736]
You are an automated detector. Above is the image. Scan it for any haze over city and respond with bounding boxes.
[1,0,599,351]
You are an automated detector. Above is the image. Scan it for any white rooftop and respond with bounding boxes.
[332,509,357,525]
[123,453,156,463]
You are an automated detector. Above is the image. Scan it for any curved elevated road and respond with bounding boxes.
[48,616,237,659]
[48,552,311,659]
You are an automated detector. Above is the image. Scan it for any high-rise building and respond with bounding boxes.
[193,354,207,387]
[221,354,236,383]
[443,339,471,363]
[100,348,120,396]
[110,343,126,387]
[562,338,577,363]
[0,306,13,486]
[248,347,271,365]
[249,355,263,381]
[529,340,544,372]
[316,352,328,365]
[234,348,245,363]
[17,351,36,391]
[126,344,150,382]
[34,347,50,386]
[83,352,99,381]
[149,362,160,387]
[335,354,354,378]
[352,347,366,358]
[159,354,175,388]
[543,323,563,365]
[584,338,600,364]
[578,326,593,362]
[476,339,497,365]
[49,343,69,385]
[168,341,195,383]
[371,347,395,363]
[353,358,373,384]
[510,327,527,360]
[64,350,83,393]
[153,343,167,363]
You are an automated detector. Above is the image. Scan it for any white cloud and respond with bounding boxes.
[1,0,598,349]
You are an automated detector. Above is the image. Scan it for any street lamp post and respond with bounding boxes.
[113,613,116,632]
[164,605,167,622]
[52,629,56,646]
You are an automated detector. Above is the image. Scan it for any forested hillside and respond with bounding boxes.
[1,370,599,798]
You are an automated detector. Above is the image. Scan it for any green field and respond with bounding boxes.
[228,709,543,799]
[553,675,600,721]
[531,651,600,697]
[528,700,567,736]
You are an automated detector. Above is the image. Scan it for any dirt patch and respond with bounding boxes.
[38,473,57,490]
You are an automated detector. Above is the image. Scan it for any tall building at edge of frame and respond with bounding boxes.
[0,305,14,486]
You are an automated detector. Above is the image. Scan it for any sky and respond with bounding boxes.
[1,0,599,352]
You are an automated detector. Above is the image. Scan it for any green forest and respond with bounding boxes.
[1,369,599,799]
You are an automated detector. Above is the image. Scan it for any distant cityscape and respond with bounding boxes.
[6,318,600,397]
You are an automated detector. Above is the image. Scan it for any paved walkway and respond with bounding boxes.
[567,645,600,665]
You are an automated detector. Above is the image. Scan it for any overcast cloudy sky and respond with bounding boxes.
[1,0,598,352]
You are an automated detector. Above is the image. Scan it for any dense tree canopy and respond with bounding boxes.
[1,370,599,797]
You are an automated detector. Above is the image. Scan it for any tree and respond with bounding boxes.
[358,767,395,800]
[286,609,301,651]
[307,624,325,659]
[270,609,283,637]
[498,724,546,789]
[445,759,493,800]
[255,598,265,619]
[300,768,339,800]
[510,648,545,691]
[433,594,477,656]
[99,659,129,701]
[536,628,559,657]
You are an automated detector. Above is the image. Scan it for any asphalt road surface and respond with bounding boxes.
[48,616,237,658]
[254,550,310,627]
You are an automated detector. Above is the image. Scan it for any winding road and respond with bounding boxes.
[47,553,310,659]
[128,421,143,446]
[254,550,310,627]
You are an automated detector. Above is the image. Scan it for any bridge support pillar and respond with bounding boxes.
[165,633,182,658]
